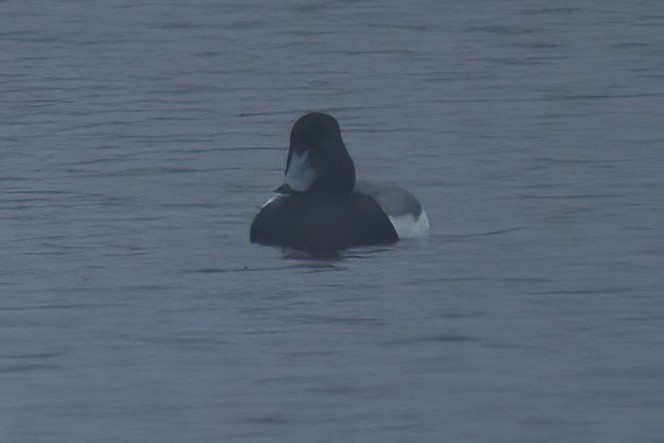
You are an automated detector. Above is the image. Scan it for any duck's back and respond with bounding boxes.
[250,193,398,254]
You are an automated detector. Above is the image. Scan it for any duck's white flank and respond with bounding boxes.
[388,209,430,239]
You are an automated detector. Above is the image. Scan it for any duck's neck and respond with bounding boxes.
[310,148,355,196]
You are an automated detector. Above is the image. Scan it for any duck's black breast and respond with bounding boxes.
[250,192,398,254]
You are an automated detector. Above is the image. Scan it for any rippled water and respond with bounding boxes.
[2,1,664,441]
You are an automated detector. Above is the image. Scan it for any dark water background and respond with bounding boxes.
[2,1,664,441]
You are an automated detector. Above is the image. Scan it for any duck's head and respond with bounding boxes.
[276,112,355,196]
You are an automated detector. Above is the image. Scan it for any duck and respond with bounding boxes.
[250,112,429,255]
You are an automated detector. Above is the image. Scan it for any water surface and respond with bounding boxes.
[2,1,664,441]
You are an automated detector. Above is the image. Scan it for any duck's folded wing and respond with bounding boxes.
[355,180,430,238]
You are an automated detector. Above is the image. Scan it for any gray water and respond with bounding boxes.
[2,1,664,441]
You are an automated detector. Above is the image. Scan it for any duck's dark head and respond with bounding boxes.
[276,112,355,196]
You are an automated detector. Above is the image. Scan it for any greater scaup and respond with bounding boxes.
[250,112,429,255]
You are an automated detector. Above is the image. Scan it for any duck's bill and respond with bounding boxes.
[275,183,295,194]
